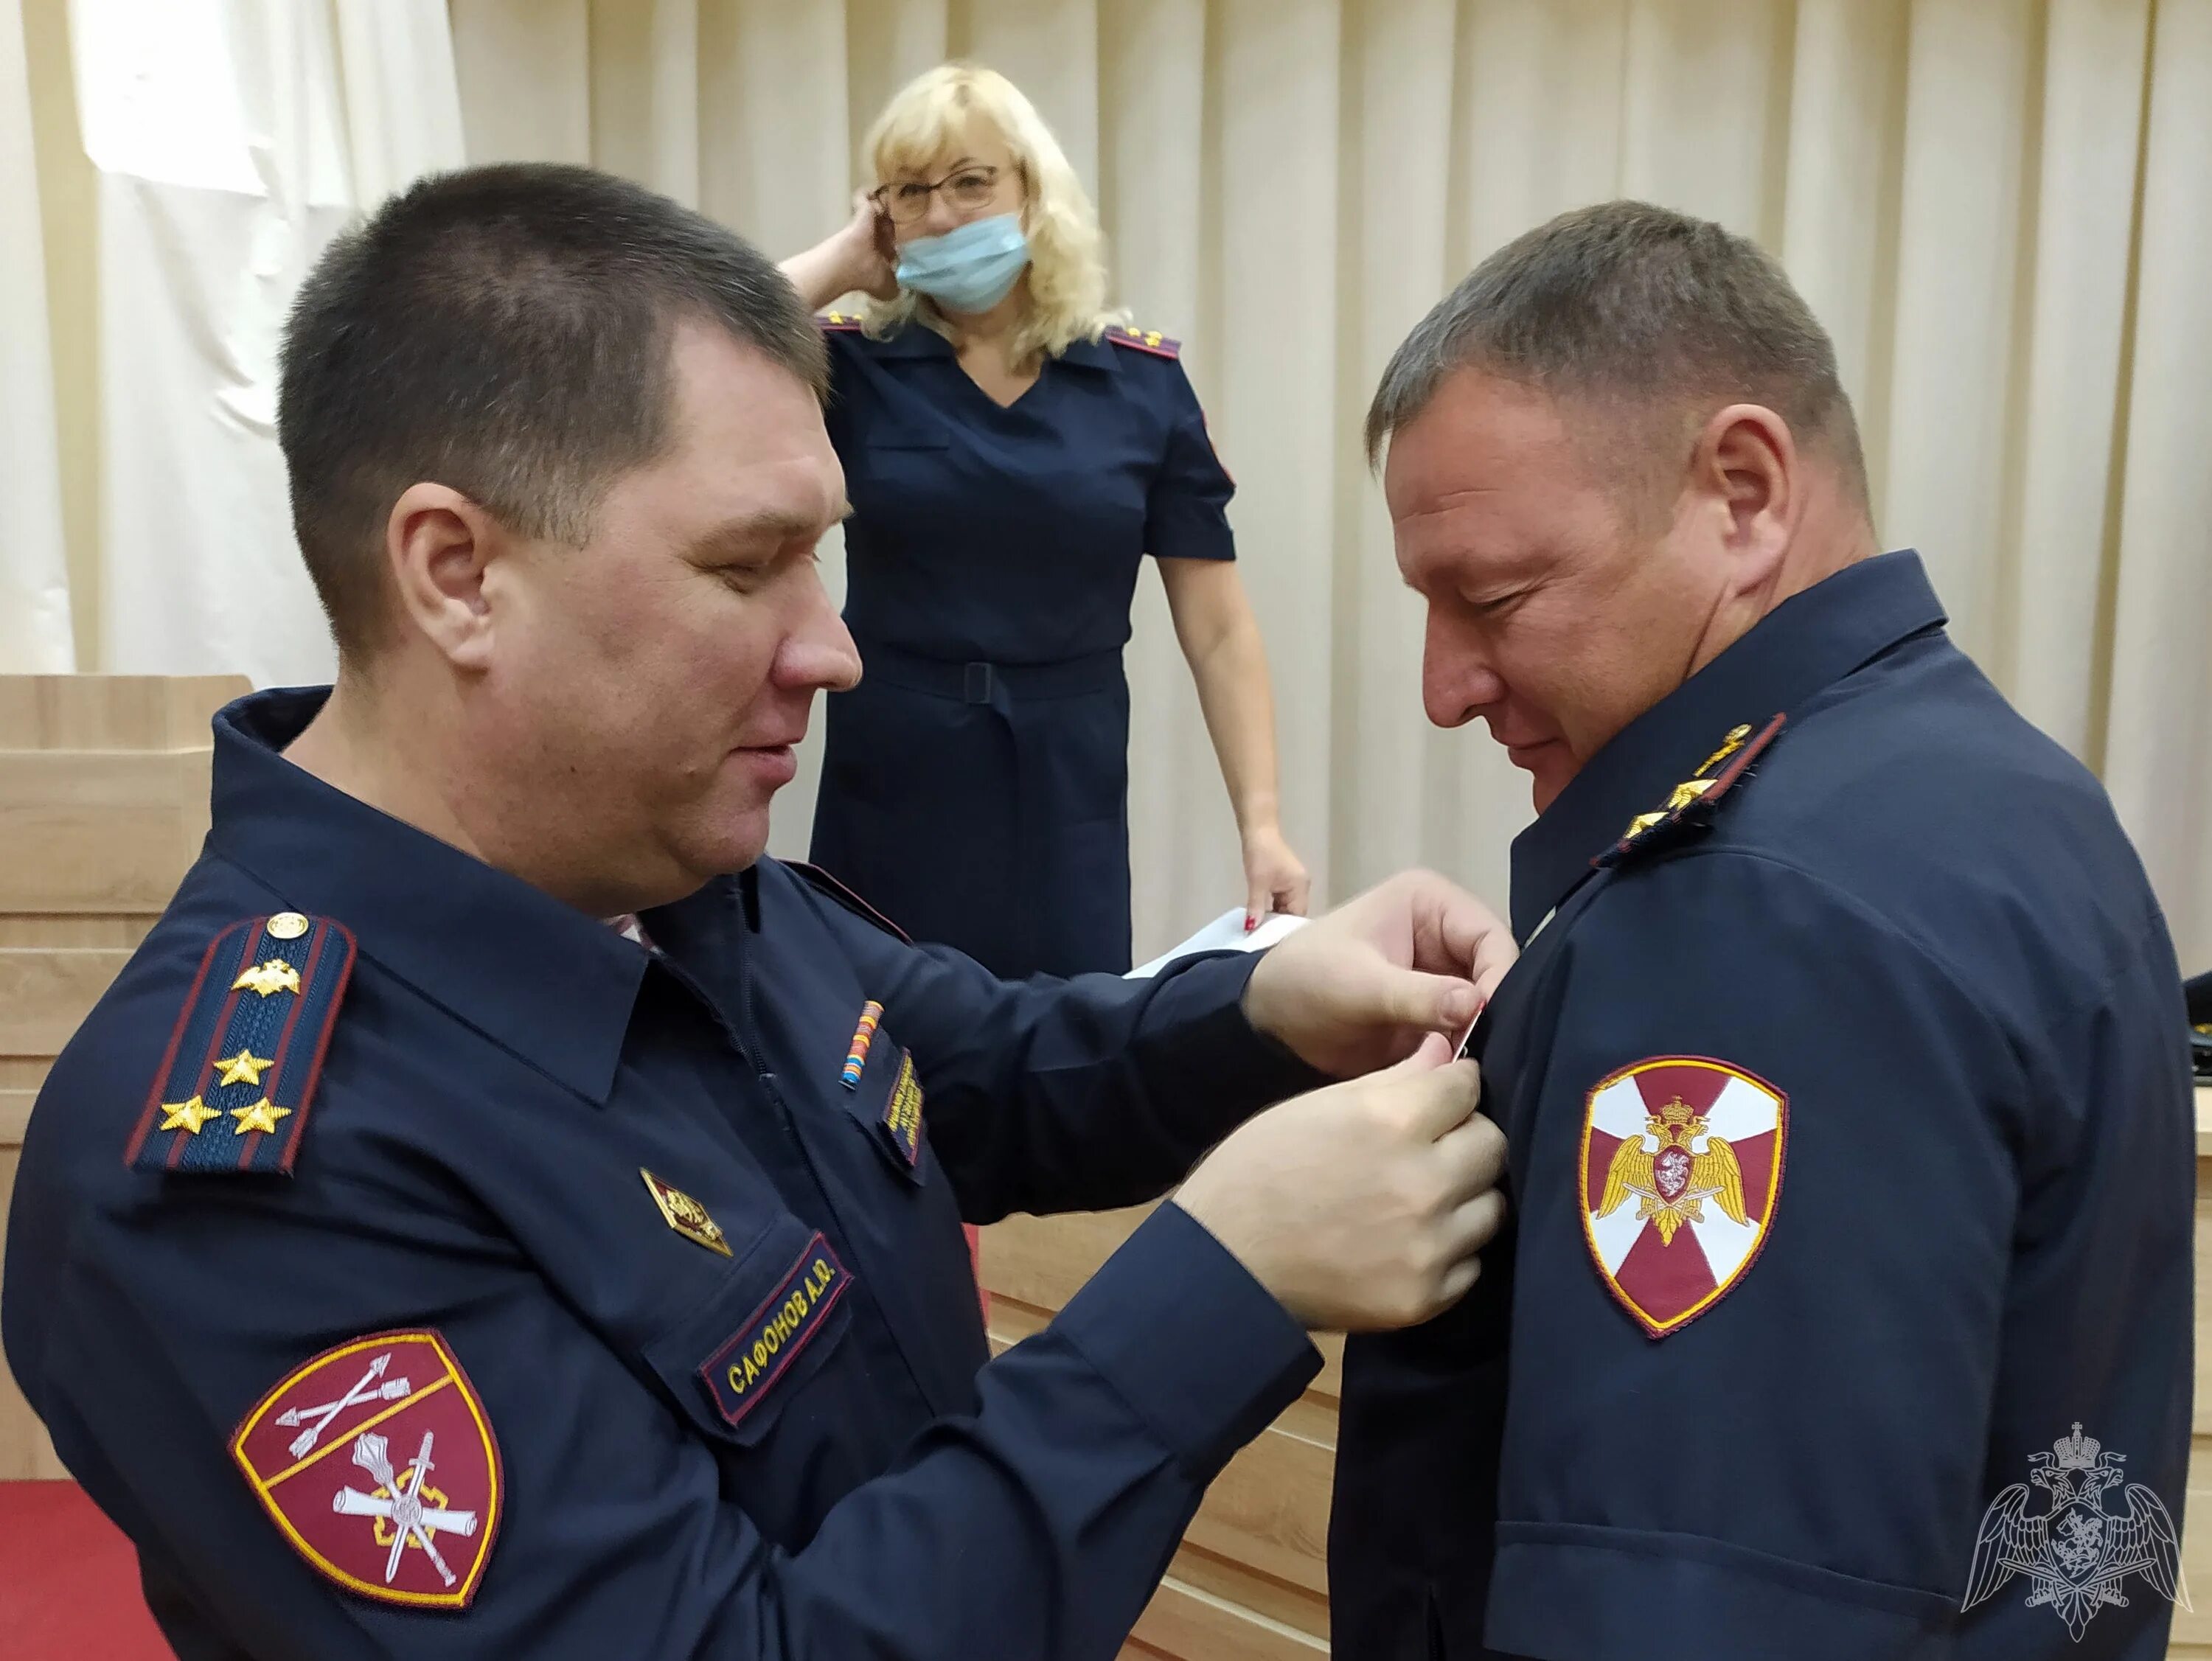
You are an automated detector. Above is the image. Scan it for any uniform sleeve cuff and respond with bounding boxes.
[1135,952,1331,1137]
[1146,511,1237,563]
[1053,1201,1320,1477]
[1485,1524,1955,1661]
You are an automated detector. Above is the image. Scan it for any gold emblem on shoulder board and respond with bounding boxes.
[232,958,302,997]
[640,1169,734,1257]
[1694,724,1754,780]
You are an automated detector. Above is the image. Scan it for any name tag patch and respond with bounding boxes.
[699,1235,851,1428]
[880,1052,924,1167]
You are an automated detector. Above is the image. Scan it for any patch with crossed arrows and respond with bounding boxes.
[231,1329,501,1609]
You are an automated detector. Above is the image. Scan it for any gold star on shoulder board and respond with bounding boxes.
[1619,725,1750,841]
[159,1095,220,1135]
[1620,776,1719,840]
[229,1097,292,1136]
[232,959,302,998]
[213,1048,275,1088]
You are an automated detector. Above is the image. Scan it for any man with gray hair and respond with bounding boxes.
[1327,201,2193,1660]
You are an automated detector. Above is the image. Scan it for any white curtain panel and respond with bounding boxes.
[0,0,74,670]
[8,0,2207,969]
[61,0,462,689]
[448,0,2212,968]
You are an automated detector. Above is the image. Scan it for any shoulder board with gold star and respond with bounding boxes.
[818,310,863,331]
[1107,324,1180,360]
[1595,715,1786,871]
[124,913,357,1177]
[785,863,914,946]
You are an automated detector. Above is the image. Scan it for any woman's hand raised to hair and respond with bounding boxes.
[835,192,900,301]
[779,192,900,312]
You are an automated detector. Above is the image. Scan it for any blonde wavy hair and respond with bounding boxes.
[861,63,1120,361]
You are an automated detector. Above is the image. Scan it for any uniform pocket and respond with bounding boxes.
[841,1028,927,1185]
[640,1216,855,1447]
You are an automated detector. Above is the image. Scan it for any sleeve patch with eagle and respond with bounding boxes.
[1579,1056,1787,1337]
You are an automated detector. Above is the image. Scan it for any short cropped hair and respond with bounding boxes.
[278,162,827,661]
[1366,201,1868,515]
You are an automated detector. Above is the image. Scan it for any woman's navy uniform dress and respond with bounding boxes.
[811,314,1237,978]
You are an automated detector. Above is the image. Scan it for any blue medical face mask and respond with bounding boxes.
[894,213,1032,313]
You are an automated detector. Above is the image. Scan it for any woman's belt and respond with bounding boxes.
[857,641,1124,703]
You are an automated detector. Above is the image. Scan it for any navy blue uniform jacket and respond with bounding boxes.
[1329,552,2194,1661]
[809,317,1238,978]
[4,688,1325,1659]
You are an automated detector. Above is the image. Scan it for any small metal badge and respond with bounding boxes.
[266,911,311,941]
[233,958,304,997]
[641,1169,733,1257]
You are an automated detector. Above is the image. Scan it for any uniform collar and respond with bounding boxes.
[1056,334,1121,372]
[868,320,1121,372]
[869,322,954,360]
[206,689,652,1106]
[1506,549,1947,939]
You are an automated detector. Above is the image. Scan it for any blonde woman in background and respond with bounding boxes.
[782,63,1307,977]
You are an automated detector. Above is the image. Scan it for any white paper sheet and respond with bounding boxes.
[1125,907,1309,978]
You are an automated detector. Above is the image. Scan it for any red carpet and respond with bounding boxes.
[0,1481,170,1659]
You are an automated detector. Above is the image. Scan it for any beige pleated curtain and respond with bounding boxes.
[12,0,2212,970]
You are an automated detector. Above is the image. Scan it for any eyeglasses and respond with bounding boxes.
[871,165,1006,226]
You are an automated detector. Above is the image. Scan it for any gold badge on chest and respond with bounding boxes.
[640,1169,734,1257]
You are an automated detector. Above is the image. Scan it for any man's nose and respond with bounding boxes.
[1422,626,1505,730]
[781,572,863,694]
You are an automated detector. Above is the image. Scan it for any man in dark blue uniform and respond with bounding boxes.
[1,164,1519,1659]
[1329,202,2194,1660]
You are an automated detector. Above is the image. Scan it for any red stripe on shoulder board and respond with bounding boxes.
[123,919,250,1168]
[787,863,914,945]
[1107,327,1180,359]
[817,312,863,332]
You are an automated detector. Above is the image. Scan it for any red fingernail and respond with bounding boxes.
[1245,915,1257,933]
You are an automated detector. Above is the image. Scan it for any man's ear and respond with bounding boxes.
[384,484,504,671]
[1692,403,1796,593]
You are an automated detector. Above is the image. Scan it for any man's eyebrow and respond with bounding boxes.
[689,503,851,560]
